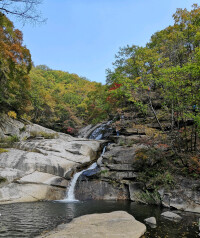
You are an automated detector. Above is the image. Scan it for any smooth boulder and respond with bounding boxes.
[161,211,182,220]
[38,211,146,238]
[0,116,102,203]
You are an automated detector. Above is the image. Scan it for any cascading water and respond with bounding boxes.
[64,162,97,202]
[88,121,112,140]
[63,123,110,202]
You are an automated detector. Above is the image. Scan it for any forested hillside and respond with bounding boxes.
[1,4,200,153]
[89,5,200,152]
[28,66,99,132]
[0,12,101,133]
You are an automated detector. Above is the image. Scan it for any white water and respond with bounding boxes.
[64,162,97,202]
[63,123,109,202]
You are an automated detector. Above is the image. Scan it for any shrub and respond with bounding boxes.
[0,135,19,143]
[19,126,26,133]
[0,135,19,148]
[0,148,9,153]
[30,131,58,139]
[135,190,161,205]
[40,132,58,139]
[7,111,17,119]
[0,177,7,183]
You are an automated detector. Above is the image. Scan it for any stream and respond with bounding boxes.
[0,123,199,237]
[0,201,199,237]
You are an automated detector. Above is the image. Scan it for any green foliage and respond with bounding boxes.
[19,126,26,133]
[6,135,19,143]
[0,148,9,153]
[134,147,175,190]
[135,190,161,205]
[30,131,58,139]
[0,13,32,113]
[0,177,7,183]
[103,4,200,151]
[118,138,126,146]
[100,169,109,175]
[137,171,175,190]
[0,135,19,148]
[134,148,163,170]
[27,66,99,131]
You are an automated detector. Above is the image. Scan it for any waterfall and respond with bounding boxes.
[88,121,112,140]
[64,162,97,202]
[63,122,110,202]
[64,144,108,202]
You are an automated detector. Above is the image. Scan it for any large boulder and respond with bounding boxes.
[0,115,102,203]
[38,211,146,238]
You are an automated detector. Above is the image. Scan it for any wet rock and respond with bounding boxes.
[144,217,157,226]
[80,167,101,180]
[78,121,113,139]
[161,211,182,220]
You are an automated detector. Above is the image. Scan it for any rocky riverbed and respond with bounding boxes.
[0,114,200,215]
[76,127,200,213]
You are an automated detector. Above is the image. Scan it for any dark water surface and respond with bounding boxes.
[0,200,199,237]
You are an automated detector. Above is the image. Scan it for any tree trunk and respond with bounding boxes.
[148,92,163,131]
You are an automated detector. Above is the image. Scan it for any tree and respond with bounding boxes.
[0,0,45,24]
[0,13,32,112]
[105,4,200,151]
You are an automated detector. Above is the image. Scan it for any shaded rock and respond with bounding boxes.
[80,167,101,179]
[101,171,137,180]
[78,121,113,139]
[144,217,157,227]
[38,211,146,238]
[75,180,129,200]
[78,124,94,138]
[123,128,146,135]
[129,182,144,202]
[159,177,200,213]
[109,135,149,144]
[161,211,182,220]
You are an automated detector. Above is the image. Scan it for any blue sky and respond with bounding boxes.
[14,0,196,84]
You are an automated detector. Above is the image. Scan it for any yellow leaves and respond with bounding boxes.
[0,148,9,154]
[135,151,148,161]
[7,111,17,119]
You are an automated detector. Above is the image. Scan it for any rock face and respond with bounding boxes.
[76,143,145,201]
[38,211,146,238]
[76,133,200,213]
[0,115,102,203]
[159,178,200,213]
[78,121,113,140]
[75,180,129,200]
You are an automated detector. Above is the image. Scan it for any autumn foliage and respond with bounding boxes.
[0,13,32,113]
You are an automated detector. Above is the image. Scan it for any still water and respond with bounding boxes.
[0,200,199,237]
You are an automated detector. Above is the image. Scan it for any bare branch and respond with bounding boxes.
[0,0,46,24]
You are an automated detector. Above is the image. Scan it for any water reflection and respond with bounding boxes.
[0,201,199,237]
